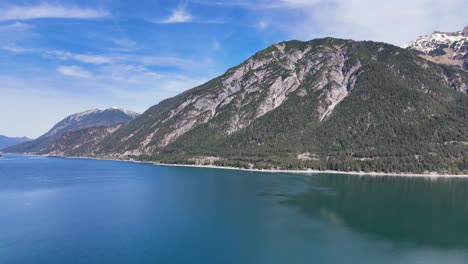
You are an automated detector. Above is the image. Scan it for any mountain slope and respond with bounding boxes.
[0,136,32,149]
[98,38,364,155]
[46,124,123,156]
[84,38,468,174]
[3,107,139,153]
[403,26,468,70]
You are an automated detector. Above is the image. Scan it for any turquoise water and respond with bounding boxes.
[1,154,468,263]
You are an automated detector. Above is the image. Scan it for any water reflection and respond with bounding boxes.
[281,175,468,249]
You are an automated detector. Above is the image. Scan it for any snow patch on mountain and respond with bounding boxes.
[403,26,468,70]
[402,32,467,54]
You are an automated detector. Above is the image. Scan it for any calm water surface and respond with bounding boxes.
[1,154,468,263]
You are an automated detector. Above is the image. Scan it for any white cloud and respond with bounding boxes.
[159,5,193,23]
[212,39,221,50]
[208,0,466,45]
[47,50,114,64]
[248,0,468,45]
[0,21,33,31]
[58,65,93,78]
[201,0,322,9]
[0,3,109,21]
[1,45,33,53]
[257,20,269,30]
[74,54,113,64]
[110,38,138,52]
[276,0,323,7]
[0,22,36,54]
[44,50,213,71]
[0,63,209,138]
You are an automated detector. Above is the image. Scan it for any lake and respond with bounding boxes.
[1,154,468,263]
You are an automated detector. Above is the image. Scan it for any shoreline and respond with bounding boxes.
[153,162,468,178]
[9,153,468,178]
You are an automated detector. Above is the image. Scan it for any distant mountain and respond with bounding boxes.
[2,107,139,153]
[0,135,32,149]
[46,124,123,157]
[72,37,467,174]
[403,26,468,70]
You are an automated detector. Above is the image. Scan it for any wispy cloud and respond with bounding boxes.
[0,3,109,21]
[279,0,468,45]
[257,20,269,30]
[109,38,138,52]
[1,45,33,53]
[195,0,322,9]
[58,65,93,78]
[212,39,221,50]
[214,0,467,45]
[156,4,225,24]
[274,0,324,8]
[43,49,214,71]
[0,21,33,31]
[47,50,114,65]
[159,5,193,23]
[0,22,36,54]
[0,62,209,138]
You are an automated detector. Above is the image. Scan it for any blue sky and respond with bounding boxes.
[0,0,466,138]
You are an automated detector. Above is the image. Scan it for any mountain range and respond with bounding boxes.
[3,27,468,174]
[3,107,139,154]
[0,135,32,149]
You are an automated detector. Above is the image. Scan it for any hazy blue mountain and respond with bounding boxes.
[0,135,32,149]
[2,107,139,154]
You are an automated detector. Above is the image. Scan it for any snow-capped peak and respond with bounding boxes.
[70,109,100,121]
[403,26,468,70]
[104,107,140,117]
[402,30,467,54]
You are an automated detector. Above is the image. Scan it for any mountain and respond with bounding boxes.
[0,135,32,149]
[46,124,123,156]
[2,107,139,153]
[403,26,468,70]
[69,37,468,174]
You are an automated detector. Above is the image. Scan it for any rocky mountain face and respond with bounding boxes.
[84,38,468,174]
[403,26,468,70]
[2,107,139,153]
[0,135,32,149]
[46,124,123,156]
[97,38,364,156]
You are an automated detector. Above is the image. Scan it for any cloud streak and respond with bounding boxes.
[43,49,214,72]
[47,50,113,64]
[223,0,468,45]
[159,5,193,23]
[0,3,109,21]
[58,65,93,78]
[156,4,225,24]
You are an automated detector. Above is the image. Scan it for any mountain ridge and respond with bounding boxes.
[403,26,468,70]
[6,35,468,174]
[0,135,32,149]
[45,37,468,174]
[2,107,139,153]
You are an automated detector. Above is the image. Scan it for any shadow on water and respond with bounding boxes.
[279,174,468,249]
